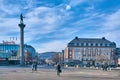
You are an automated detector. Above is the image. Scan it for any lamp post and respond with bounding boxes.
[59,53,61,64]
[18,13,25,66]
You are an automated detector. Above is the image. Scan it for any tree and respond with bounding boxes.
[51,53,59,63]
[96,54,110,64]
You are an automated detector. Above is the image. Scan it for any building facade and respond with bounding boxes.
[116,48,120,66]
[64,37,116,65]
[0,41,36,65]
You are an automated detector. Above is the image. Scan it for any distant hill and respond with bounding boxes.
[38,52,60,60]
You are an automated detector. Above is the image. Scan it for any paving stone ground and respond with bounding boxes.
[0,66,120,80]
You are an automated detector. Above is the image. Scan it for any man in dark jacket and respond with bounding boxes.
[56,64,62,76]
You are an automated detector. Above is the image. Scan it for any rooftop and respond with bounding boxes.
[68,37,116,47]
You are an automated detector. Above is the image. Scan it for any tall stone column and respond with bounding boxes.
[18,14,26,66]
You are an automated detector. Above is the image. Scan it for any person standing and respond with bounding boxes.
[34,61,38,71]
[32,61,35,71]
[104,63,108,71]
[56,64,62,76]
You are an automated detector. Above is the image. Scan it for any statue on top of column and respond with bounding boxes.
[20,13,24,24]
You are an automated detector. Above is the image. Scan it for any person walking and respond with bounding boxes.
[56,64,62,76]
[32,61,35,71]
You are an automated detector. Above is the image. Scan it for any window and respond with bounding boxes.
[86,43,88,46]
[79,43,81,46]
[77,43,79,46]
[100,43,102,46]
[93,43,96,46]
[91,43,93,46]
[88,43,91,46]
[95,43,98,46]
[74,43,77,46]
[69,43,74,46]
[81,43,84,46]
[105,44,107,46]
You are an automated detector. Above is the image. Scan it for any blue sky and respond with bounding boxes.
[0,0,120,53]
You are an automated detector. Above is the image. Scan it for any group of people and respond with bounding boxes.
[31,61,62,76]
[102,63,108,71]
[32,61,62,76]
[32,61,38,71]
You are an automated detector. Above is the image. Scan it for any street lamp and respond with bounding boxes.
[59,53,61,64]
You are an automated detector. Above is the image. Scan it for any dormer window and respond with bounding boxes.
[74,43,77,46]
[86,43,88,46]
[105,44,107,46]
[88,43,91,46]
[81,43,84,46]
[77,43,79,46]
[95,43,98,46]
[91,43,93,46]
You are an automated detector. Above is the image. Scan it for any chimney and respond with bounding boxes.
[102,37,105,40]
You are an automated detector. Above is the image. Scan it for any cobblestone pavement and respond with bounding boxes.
[0,66,120,80]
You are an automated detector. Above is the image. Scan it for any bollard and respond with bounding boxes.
[76,65,79,68]
[109,68,111,71]
[65,65,68,67]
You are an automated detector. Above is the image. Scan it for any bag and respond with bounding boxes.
[59,69,62,73]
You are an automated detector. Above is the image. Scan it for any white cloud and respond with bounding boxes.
[0,0,119,53]
[96,9,120,47]
[69,0,87,7]
[0,0,21,15]
[102,9,120,30]
[23,5,73,42]
[66,5,71,10]
[0,18,19,34]
[20,6,69,46]
[23,0,34,9]
[85,5,94,12]
[36,40,68,53]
